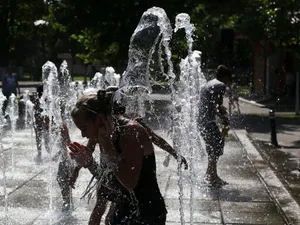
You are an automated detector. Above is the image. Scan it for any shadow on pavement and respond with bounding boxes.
[231,114,300,148]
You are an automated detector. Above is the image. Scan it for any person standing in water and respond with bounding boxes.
[197,65,232,187]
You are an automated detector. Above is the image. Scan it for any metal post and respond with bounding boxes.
[269,109,278,146]
[266,57,270,96]
[228,97,232,119]
[296,72,299,115]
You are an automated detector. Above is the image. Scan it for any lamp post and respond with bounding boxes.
[34,20,49,63]
[296,72,299,115]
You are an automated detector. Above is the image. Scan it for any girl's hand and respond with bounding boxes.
[69,142,93,168]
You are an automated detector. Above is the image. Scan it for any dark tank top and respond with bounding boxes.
[109,117,167,224]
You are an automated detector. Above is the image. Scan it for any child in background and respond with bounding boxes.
[33,85,74,211]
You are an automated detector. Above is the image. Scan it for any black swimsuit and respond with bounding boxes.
[109,153,167,225]
[101,118,167,224]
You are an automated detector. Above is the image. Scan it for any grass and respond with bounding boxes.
[72,76,86,81]
[22,73,31,80]
[236,85,251,96]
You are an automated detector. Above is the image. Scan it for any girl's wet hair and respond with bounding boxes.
[71,87,125,121]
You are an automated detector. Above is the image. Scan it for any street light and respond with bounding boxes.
[34,19,49,65]
[34,19,49,26]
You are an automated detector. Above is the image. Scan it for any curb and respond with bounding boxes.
[238,97,266,108]
[238,97,296,110]
[232,129,300,225]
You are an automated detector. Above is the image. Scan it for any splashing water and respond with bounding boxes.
[175,13,195,56]
[1,7,210,225]
[23,90,30,129]
[41,61,59,121]
[41,61,71,222]
[0,92,6,127]
[58,60,77,128]
[119,6,173,118]
[0,92,8,223]
[90,72,105,89]
[7,94,18,173]
[173,13,206,225]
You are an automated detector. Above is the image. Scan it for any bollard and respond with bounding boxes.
[296,72,299,115]
[269,109,278,146]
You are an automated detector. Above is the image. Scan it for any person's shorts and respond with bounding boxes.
[199,122,224,158]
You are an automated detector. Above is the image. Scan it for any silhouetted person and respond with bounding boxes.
[90,65,99,80]
[32,86,50,162]
[2,64,20,115]
[197,65,232,187]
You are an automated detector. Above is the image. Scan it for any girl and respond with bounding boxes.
[69,89,167,224]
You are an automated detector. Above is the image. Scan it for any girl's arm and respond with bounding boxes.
[138,120,188,169]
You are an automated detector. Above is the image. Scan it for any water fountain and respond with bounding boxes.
[7,93,18,173]
[105,67,121,87]
[0,92,8,224]
[119,6,174,118]
[58,60,78,128]
[0,6,209,225]
[90,72,105,89]
[40,61,62,223]
[90,66,121,90]
[114,8,207,225]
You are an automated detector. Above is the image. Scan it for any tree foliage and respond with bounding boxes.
[1,0,300,76]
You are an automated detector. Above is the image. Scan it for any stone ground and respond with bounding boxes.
[226,96,300,210]
[0,125,298,225]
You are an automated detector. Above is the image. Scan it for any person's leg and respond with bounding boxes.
[105,203,115,225]
[89,197,108,225]
[202,124,227,186]
[203,147,218,183]
[2,99,8,115]
[2,93,10,115]
[34,126,42,162]
[57,160,72,211]
[43,129,50,153]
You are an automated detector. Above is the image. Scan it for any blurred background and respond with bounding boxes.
[1,0,300,99]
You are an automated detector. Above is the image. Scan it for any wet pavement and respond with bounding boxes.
[0,125,298,225]
[228,96,300,220]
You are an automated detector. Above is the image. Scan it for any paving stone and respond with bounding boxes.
[0,127,290,224]
[223,211,286,224]
[167,208,222,224]
[165,198,220,211]
[220,201,278,213]
[218,184,271,202]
